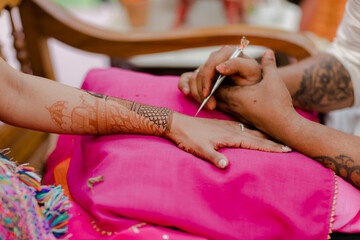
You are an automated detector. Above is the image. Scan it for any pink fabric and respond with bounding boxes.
[46,68,353,239]
[68,201,207,240]
[332,177,360,232]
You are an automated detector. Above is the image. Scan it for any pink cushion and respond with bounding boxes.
[48,68,336,239]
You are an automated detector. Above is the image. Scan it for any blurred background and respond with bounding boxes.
[0,0,347,87]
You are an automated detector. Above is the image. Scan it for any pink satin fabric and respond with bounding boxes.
[46,68,341,239]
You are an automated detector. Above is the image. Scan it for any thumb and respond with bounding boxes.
[201,147,229,169]
[261,50,277,77]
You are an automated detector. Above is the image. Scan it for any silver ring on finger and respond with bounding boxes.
[238,123,245,132]
[194,68,199,73]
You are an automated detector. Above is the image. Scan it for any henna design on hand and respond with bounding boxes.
[314,154,360,189]
[131,103,172,131]
[104,99,161,135]
[47,92,173,136]
[70,95,102,134]
[292,55,354,110]
[47,101,68,129]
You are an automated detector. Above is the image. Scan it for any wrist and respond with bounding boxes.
[268,110,305,145]
[262,108,302,142]
[164,112,183,139]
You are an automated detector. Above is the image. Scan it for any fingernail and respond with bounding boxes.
[202,88,207,98]
[216,64,228,73]
[183,87,190,95]
[219,159,228,168]
[282,146,292,152]
[264,50,275,59]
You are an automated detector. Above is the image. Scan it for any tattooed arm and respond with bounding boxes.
[279,53,354,112]
[0,59,290,169]
[178,50,354,113]
[216,50,360,189]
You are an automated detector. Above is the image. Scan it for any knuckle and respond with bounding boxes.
[222,45,234,52]
[209,51,219,58]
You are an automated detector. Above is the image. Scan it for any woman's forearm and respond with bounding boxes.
[271,112,360,189]
[45,91,174,136]
[0,62,173,136]
[279,53,354,112]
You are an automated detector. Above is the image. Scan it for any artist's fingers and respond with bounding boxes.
[189,71,203,103]
[196,71,217,110]
[216,58,261,86]
[216,57,258,76]
[198,46,235,99]
[261,49,277,77]
[178,72,192,95]
[215,97,233,114]
[196,66,205,101]
[215,87,250,123]
[215,85,239,106]
[205,96,217,110]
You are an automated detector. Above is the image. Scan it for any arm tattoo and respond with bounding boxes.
[292,55,354,110]
[314,154,360,189]
[47,90,173,136]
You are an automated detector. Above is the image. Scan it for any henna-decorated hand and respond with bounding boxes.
[178,45,261,110]
[165,112,292,169]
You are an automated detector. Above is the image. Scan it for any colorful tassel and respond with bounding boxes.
[35,185,71,238]
[0,154,71,239]
[15,165,41,192]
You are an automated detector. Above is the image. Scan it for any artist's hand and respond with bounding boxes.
[165,112,291,169]
[216,50,297,137]
[178,45,261,110]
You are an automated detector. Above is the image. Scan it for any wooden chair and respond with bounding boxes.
[0,0,318,171]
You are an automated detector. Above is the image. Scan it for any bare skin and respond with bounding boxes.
[178,47,354,112]
[214,50,360,190]
[178,45,262,110]
[0,58,290,170]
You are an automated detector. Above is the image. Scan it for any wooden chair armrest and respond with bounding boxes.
[24,0,317,61]
[0,0,20,10]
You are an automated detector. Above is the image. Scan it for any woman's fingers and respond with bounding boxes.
[236,133,292,153]
[219,121,292,153]
[196,122,292,170]
[197,146,229,169]
[197,129,291,170]
[168,114,290,171]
